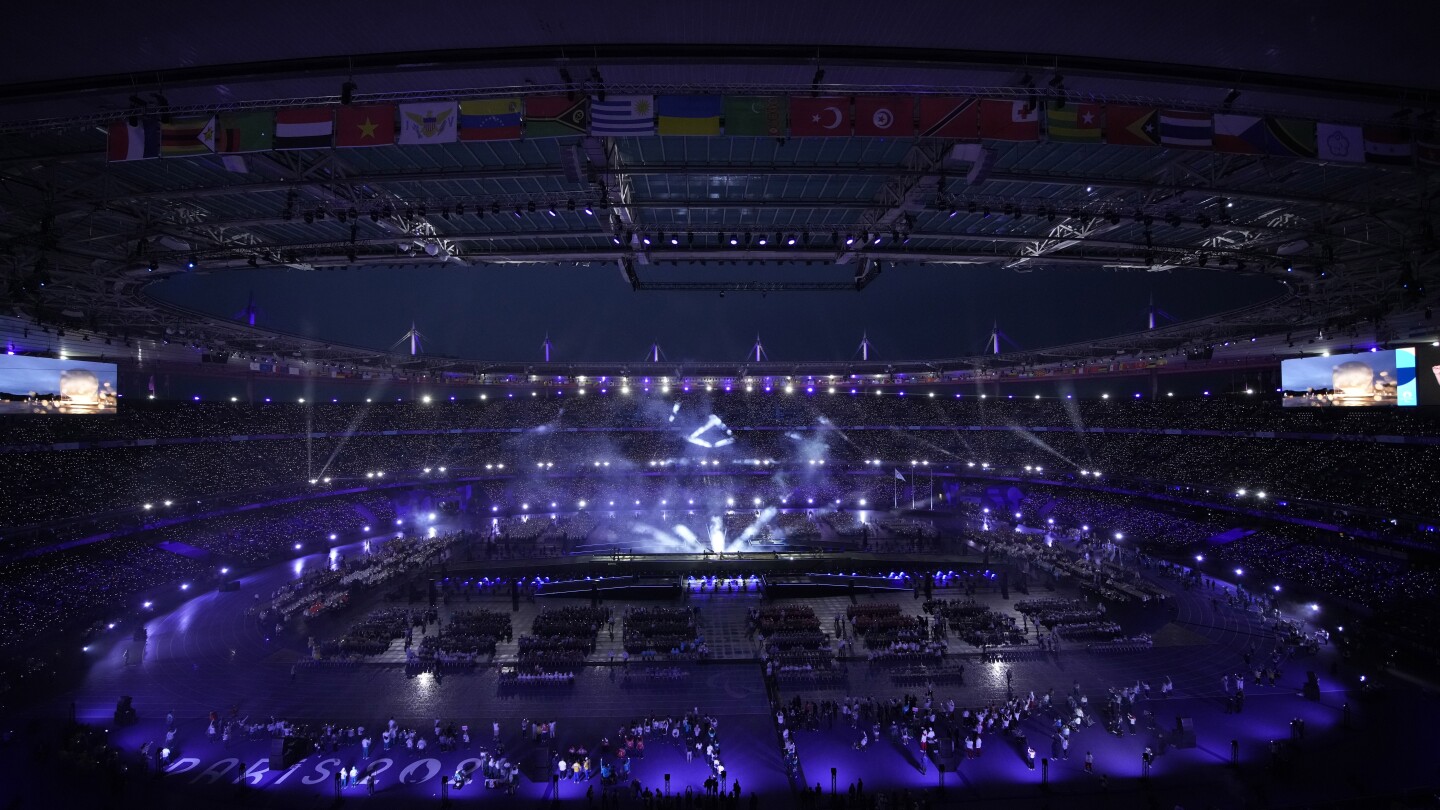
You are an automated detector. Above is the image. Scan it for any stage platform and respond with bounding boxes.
[1,534,1433,810]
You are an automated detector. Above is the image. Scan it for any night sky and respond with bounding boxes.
[150,263,1282,362]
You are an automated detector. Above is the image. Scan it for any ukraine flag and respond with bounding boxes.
[657,96,722,136]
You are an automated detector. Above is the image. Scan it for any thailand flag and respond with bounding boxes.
[1158,111,1213,149]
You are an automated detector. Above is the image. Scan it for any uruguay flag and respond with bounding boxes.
[590,96,656,136]
[107,120,160,162]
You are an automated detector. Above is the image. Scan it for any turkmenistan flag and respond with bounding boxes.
[215,111,273,153]
[161,116,216,156]
[1044,103,1101,143]
[723,96,785,136]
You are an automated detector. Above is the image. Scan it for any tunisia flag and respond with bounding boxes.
[853,96,914,136]
[789,97,851,136]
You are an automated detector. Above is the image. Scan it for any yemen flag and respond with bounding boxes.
[524,96,589,138]
[723,96,785,136]
[1106,105,1159,146]
[215,111,273,153]
[789,97,851,136]
[1362,126,1413,166]
[160,116,215,156]
[657,96,722,135]
[274,108,333,150]
[979,99,1039,141]
[458,99,522,141]
[917,97,979,138]
[1262,118,1315,158]
[1045,103,1101,143]
[854,96,914,136]
[336,105,395,147]
[1212,114,1265,154]
[106,120,160,161]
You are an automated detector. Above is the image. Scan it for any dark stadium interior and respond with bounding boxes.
[0,3,1438,809]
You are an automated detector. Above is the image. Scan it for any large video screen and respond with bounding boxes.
[1411,344,1440,407]
[0,355,117,414]
[1281,349,1407,408]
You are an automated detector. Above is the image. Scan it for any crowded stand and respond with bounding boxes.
[2,394,1438,676]
[4,397,1440,541]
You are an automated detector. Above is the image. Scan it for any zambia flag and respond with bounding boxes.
[723,96,785,136]
[524,96,589,138]
[1044,103,1101,143]
[215,111,274,153]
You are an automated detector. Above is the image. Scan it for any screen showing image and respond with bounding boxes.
[0,355,118,414]
[1281,349,1400,408]
[1412,344,1440,407]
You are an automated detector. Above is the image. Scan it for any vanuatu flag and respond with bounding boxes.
[524,96,589,138]
[657,96,722,136]
[458,99,522,141]
[723,96,785,136]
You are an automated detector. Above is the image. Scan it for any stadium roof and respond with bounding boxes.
[0,1,1436,374]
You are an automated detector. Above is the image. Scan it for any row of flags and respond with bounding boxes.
[107,95,1439,170]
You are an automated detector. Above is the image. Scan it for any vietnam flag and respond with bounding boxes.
[789,97,850,136]
[335,105,395,147]
[979,99,1039,141]
[853,96,914,136]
